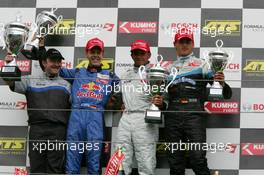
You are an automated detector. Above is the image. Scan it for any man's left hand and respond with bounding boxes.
[214,71,225,86]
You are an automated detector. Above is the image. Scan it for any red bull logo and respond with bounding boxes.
[78,82,103,100]
[81,82,101,91]
[77,91,103,100]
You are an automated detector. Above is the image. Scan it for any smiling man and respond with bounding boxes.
[111,40,164,175]
[165,28,232,175]
[59,37,120,174]
[3,49,71,174]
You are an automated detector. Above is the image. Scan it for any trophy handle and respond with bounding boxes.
[216,39,223,50]
[138,65,148,88]
[1,33,6,50]
[226,51,234,69]
[156,54,163,67]
[24,22,38,49]
[165,67,178,92]
[51,8,58,13]
[2,20,9,50]
[51,8,63,23]
[57,15,63,23]
[15,11,22,22]
[203,50,211,70]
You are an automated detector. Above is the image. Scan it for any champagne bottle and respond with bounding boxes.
[117,146,125,175]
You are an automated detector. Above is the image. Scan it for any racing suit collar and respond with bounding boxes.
[44,72,59,80]
[87,64,102,72]
[177,52,194,61]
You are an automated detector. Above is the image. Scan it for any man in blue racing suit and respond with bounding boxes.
[60,38,120,174]
[165,28,232,175]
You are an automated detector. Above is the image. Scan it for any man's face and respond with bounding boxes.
[175,38,194,57]
[131,49,151,67]
[42,58,62,76]
[86,46,103,67]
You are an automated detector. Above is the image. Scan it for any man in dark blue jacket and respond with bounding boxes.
[165,28,232,175]
[4,49,71,174]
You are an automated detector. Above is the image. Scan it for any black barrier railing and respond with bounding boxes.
[0,76,263,81]
[0,108,259,114]
[0,173,101,175]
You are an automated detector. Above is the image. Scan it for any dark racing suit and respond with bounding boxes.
[60,67,120,174]
[11,72,71,174]
[165,53,232,175]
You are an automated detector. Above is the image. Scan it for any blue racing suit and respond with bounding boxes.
[60,67,120,174]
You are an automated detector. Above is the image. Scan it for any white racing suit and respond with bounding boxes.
[115,65,159,175]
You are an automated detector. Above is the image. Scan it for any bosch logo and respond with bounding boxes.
[253,104,264,111]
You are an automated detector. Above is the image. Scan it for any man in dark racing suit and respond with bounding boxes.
[165,28,232,175]
[4,49,71,174]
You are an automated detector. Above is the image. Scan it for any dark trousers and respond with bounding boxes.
[28,123,67,174]
[165,104,210,175]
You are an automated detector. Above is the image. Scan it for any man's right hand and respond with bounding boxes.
[121,103,125,112]
[151,94,164,109]
[2,54,16,85]
[4,54,14,64]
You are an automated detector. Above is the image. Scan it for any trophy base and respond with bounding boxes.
[22,44,39,60]
[0,66,21,81]
[145,110,162,124]
[208,85,223,101]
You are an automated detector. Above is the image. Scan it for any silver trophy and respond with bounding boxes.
[0,14,30,81]
[139,55,178,124]
[204,39,233,99]
[23,8,63,59]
